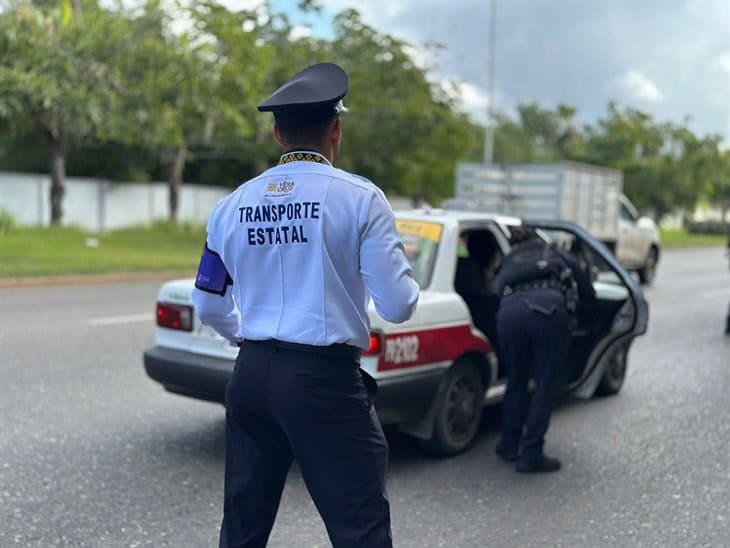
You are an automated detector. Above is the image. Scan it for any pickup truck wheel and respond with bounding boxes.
[420,360,484,456]
[595,342,629,396]
[638,247,658,285]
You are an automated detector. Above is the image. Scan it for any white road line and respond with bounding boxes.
[88,313,153,327]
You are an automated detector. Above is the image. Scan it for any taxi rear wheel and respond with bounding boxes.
[421,360,484,456]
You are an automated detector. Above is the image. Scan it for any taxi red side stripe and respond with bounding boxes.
[377,324,492,372]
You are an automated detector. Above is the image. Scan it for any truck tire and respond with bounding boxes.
[420,359,484,456]
[638,246,658,285]
[595,341,629,396]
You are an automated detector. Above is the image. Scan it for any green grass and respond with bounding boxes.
[2,223,726,278]
[0,222,206,277]
[660,228,727,249]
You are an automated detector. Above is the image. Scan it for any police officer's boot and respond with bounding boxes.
[516,455,562,474]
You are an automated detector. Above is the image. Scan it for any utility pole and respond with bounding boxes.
[483,0,498,164]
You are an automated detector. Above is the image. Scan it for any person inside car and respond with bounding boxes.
[454,230,502,352]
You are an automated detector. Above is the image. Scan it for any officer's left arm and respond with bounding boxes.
[192,241,241,343]
[561,250,596,302]
[191,201,242,346]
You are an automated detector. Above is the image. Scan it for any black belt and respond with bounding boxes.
[248,338,362,363]
[506,278,563,296]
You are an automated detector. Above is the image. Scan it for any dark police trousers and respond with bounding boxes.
[497,289,570,463]
[220,339,392,548]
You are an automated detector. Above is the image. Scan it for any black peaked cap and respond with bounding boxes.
[258,63,349,129]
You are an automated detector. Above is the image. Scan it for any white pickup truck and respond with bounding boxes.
[450,162,661,284]
[144,210,649,455]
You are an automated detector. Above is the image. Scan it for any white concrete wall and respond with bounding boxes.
[63,178,104,230]
[0,171,419,230]
[0,172,230,231]
[0,172,49,226]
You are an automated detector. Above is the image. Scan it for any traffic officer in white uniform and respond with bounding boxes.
[192,63,420,548]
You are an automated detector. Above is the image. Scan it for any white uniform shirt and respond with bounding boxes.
[192,151,420,350]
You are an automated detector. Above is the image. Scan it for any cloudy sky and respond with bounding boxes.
[248,0,730,140]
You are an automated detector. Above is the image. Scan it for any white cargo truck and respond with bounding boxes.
[447,161,661,284]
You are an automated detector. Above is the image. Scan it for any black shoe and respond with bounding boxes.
[516,455,562,474]
[495,443,518,462]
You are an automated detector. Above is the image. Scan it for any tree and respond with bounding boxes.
[578,105,719,218]
[325,9,481,202]
[194,0,295,176]
[705,150,730,228]
[113,0,224,222]
[2,1,723,220]
[492,102,582,164]
[515,102,581,161]
[0,0,128,224]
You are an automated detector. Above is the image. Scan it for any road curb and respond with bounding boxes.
[0,270,195,289]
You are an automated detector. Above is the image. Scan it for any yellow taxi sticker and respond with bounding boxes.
[396,220,443,242]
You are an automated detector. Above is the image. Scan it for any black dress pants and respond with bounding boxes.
[219,339,392,548]
[497,290,570,464]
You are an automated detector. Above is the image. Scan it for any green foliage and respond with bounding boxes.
[0,0,130,145]
[492,102,582,164]
[118,1,226,151]
[0,0,727,219]
[0,0,138,223]
[0,1,483,206]
[493,101,730,218]
[326,10,481,202]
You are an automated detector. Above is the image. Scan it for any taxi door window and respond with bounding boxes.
[395,220,442,289]
[541,229,623,287]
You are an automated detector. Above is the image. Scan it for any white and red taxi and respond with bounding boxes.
[144,210,648,455]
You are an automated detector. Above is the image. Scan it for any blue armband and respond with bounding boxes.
[195,243,232,296]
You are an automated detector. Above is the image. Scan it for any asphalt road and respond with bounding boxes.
[1,247,729,547]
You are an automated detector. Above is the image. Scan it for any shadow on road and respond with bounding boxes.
[142,393,602,482]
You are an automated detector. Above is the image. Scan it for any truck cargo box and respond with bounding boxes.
[449,162,623,243]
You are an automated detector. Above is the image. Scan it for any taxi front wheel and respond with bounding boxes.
[421,359,484,456]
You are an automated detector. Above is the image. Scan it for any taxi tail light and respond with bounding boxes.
[156,302,193,332]
[363,331,383,357]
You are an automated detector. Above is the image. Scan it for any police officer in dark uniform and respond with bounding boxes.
[192,63,419,547]
[495,226,595,473]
